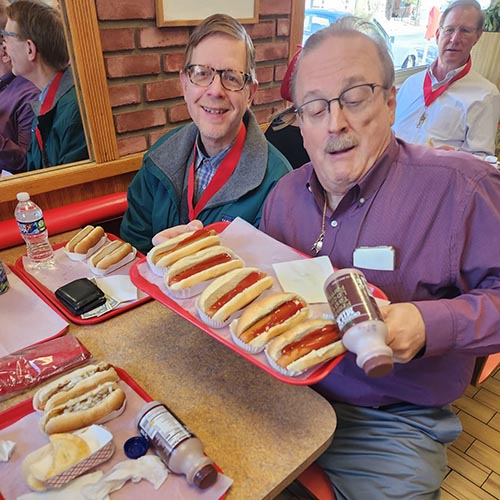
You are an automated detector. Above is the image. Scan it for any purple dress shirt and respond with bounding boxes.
[0,71,40,173]
[260,136,500,407]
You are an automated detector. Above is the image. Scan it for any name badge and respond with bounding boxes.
[353,246,395,271]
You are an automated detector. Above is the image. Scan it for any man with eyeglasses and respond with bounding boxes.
[4,0,88,170]
[121,13,291,253]
[0,0,39,175]
[394,0,500,158]
[260,16,500,499]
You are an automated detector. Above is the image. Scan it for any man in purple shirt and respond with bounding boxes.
[260,16,500,499]
[0,0,39,174]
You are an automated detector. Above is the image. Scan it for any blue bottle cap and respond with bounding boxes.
[124,436,149,459]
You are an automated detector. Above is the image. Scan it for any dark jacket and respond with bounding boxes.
[27,67,88,170]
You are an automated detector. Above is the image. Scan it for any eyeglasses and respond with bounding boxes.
[295,83,386,125]
[0,29,23,40]
[440,25,478,37]
[185,64,250,92]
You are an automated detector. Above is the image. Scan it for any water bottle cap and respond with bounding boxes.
[16,192,30,202]
[362,354,393,378]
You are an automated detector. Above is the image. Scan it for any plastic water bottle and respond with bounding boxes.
[15,192,54,269]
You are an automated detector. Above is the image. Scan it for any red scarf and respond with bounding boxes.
[423,58,472,107]
[187,123,246,220]
[35,71,64,152]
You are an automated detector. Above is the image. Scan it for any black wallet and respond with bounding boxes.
[55,278,106,315]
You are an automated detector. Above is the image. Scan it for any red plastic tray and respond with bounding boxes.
[129,222,388,386]
[0,367,227,500]
[14,234,151,325]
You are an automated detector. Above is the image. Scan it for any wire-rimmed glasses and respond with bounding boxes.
[185,64,250,92]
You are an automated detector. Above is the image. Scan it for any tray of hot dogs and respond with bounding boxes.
[14,229,152,325]
[129,218,388,385]
[0,365,231,500]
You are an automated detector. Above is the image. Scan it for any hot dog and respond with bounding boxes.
[165,245,244,291]
[231,292,309,350]
[39,381,126,434]
[89,240,133,270]
[148,228,220,268]
[197,267,274,323]
[65,225,105,254]
[33,362,118,412]
[266,319,346,373]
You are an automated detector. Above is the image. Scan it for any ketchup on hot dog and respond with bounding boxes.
[168,252,234,285]
[208,271,265,317]
[239,299,305,343]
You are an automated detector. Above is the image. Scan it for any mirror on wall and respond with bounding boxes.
[0,0,93,180]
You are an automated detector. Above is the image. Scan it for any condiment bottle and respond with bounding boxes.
[135,400,218,489]
[324,268,393,377]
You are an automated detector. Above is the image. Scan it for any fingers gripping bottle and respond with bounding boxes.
[136,401,218,489]
[324,268,393,377]
[14,192,54,270]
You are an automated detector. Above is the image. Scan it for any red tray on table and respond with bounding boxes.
[14,234,152,325]
[0,366,229,500]
[129,221,388,386]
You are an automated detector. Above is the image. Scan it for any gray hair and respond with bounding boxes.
[440,0,484,30]
[291,16,395,103]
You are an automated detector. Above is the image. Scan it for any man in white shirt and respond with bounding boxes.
[393,0,500,158]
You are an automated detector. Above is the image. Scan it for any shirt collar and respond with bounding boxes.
[195,133,233,170]
[428,60,467,88]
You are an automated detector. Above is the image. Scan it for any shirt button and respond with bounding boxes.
[359,197,365,204]
[331,220,338,228]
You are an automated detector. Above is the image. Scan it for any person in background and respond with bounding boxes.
[0,0,39,174]
[264,47,310,169]
[393,0,500,157]
[260,16,500,499]
[121,13,291,254]
[4,0,88,170]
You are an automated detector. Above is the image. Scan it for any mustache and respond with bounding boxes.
[324,135,359,153]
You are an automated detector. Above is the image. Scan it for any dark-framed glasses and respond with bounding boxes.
[185,64,250,92]
[295,83,386,125]
[0,29,23,41]
[440,25,478,37]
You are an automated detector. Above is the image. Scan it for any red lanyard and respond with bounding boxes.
[35,71,64,152]
[187,123,246,220]
[423,58,471,107]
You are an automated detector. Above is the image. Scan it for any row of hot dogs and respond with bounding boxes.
[147,228,346,376]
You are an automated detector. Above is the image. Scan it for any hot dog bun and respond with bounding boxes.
[148,228,220,268]
[39,381,126,434]
[165,245,244,291]
[232,292,309,349]
[90,240,133,270]
[266,319,346,373]
[33,362,118,412]
[197,267,274,323]
[65,225,105,254]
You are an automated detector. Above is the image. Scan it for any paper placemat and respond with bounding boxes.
[0,266,68,357]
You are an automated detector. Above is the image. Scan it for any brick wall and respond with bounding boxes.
[95,0,292,156]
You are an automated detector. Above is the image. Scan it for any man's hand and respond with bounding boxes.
[379,303,426,363]
[151,220,203,246]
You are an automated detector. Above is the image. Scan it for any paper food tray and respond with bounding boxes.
[13,233,151,325]
[129,221,388,385]
[0,367,228,500]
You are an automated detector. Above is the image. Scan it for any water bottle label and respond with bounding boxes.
[17,217,46,236]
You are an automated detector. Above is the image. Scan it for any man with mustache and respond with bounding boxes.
[121,13,291,254]
[394,0,500,157]
[260,16,500,499]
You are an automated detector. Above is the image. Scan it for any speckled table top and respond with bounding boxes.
[0,232,337,500]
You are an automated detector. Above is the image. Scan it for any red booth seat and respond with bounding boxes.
[0,192,128,250]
